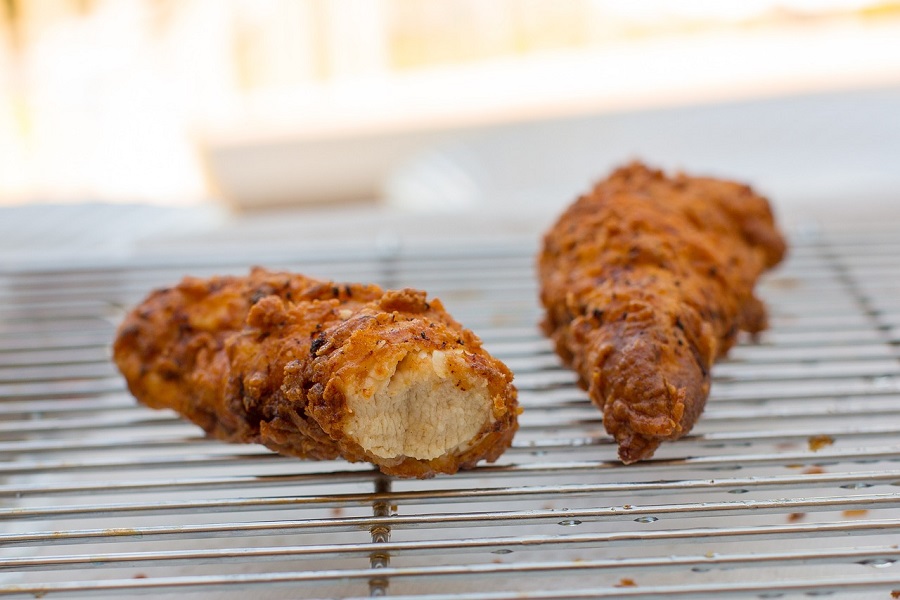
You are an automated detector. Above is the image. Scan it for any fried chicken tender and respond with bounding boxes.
[539,162,786,463]
[113,268,519,478]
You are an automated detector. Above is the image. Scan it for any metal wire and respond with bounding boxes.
[0,229,898,599]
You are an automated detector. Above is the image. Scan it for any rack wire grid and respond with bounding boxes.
[0,226,899,600]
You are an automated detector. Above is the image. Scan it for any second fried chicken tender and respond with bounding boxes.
[539,162,786,463]
[113,268,519,478]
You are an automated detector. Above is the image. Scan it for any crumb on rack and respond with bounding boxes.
[808,435,834,452]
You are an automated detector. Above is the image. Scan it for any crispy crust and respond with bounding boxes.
[539,162,786,463]
[113,268,518,478]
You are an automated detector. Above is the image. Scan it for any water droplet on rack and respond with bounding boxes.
[558,519,582,527]
[840,482,873,489]
[758,593,784,599]
[859,558,895,568]
[728,488,749,494]
[492,549,513,555]
[691,566,711,573]
[871,375,898,390]
[634,516,658,523]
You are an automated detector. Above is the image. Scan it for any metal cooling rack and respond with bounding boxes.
[0,228,899,599]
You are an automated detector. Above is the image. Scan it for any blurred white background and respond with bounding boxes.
[1,0,899,258]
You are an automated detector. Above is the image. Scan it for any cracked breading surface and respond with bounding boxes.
[113,268,519,478]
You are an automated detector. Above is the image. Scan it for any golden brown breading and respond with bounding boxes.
[539,162,786,463]
[113,268,519,478]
